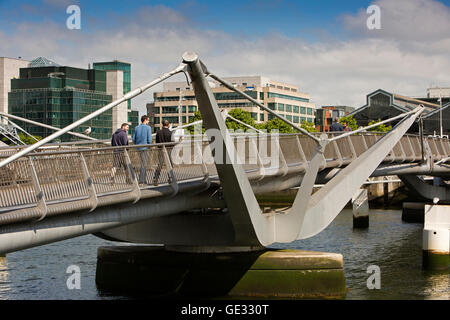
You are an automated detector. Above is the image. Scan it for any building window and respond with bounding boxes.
[278,103,285,111]
[307,108,313,115]
[286,115,292,121]
[293,116,299,123]
[293,105,299,113]
[260,113,264,121]
[286,104,292,112]
[260,92,264,100]
[268,103,276,110]
[300,107,306,114]
[251,112,257,120]
[267,92,309,103]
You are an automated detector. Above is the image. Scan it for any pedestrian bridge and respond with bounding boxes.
[0,52,449,254]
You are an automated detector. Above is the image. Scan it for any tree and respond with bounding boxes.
[265,118,294,133]
[225,108,256,131]
[339,115,358,131]
[300,120,317,133]
[367,119,392,132]
[19,133,42,145]
[187,110,205,134]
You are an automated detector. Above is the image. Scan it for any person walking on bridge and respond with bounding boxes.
[132,115,152,184]
[153,120,174,186]
[330,117,344,133]
[111,123,130,184]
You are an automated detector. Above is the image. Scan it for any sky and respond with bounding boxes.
[1,0,450,117]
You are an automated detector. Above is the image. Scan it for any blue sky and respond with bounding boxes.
[5,0,447,39]
[1,0,450,114]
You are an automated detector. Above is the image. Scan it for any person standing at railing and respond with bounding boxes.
[153,120,174,186]
[132,115,152,184]
[111,123,130,184]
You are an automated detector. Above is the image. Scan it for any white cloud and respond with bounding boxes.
[1,1,449,119]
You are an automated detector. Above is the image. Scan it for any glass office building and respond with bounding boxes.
[93,61,139,133]
[8,61,113,141]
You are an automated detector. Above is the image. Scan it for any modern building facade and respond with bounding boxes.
[93,61,139,133]
[8,57,113,141]
[349,89,448,135]
[152,76,315,131]
[315,106,355,132]
[0,57,30,117]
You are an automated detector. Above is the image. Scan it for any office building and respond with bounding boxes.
[0,57,30,117]
[93,61,139,133]
[8,57,113,141]
[152,76,315,131]
[315,106,355,132]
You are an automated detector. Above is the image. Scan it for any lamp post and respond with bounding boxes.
[439,89,443,138]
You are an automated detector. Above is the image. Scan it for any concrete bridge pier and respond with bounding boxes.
[352,189,369,229]
[422,205,450,271]
[95,245,347,299]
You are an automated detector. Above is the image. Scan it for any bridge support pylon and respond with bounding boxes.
[352,189,369,229]
[422,205,450,271]
[95,245,346,299]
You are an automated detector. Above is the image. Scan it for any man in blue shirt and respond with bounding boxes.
[132,115,152,184]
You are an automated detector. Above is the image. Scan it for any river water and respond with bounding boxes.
[0,209,448,300]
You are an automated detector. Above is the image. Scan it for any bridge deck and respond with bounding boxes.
[0,133,449,226]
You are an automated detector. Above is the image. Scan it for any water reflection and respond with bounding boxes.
[0,209,448,300]
[0,256,11,297]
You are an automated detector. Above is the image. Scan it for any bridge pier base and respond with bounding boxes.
[352,189,369,229]
[422,205,450,271]
[95,246,346,299]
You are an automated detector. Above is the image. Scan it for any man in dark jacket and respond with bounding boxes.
[111,123,129,184]
[330,118,344,132]
[156,120,173,143]
[112,123,129,146]
[153,120,173,186]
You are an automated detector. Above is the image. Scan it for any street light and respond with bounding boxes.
[439,89,443,138]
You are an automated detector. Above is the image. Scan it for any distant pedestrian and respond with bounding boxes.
[330,118,344,133]
[132,115,152,184]
[111,123,130,184]
[343,122,352,132]
[153,120,174,186]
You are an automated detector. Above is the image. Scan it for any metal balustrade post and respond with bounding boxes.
[29,157,48,222]
[162,145,179,196]
[398,138,407,163]
[276,137,289,177]
[80,153,98,212]
[406,136,416,161]
[360,134,368,150]
[332,140,343,167]
[250,135,265,180]
[295,136,308,172]
[123,149,141,204]
[346,136,358,160]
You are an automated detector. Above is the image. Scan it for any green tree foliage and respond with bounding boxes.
[187,110,205,134]
[19,133,42,145]
[367,119,392,132]
[300,120,317,133]
[225,108,256,131]
[338,115,358,131]
[265,118,294,133]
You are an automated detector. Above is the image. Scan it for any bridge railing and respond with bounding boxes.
[1,132,449,221]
